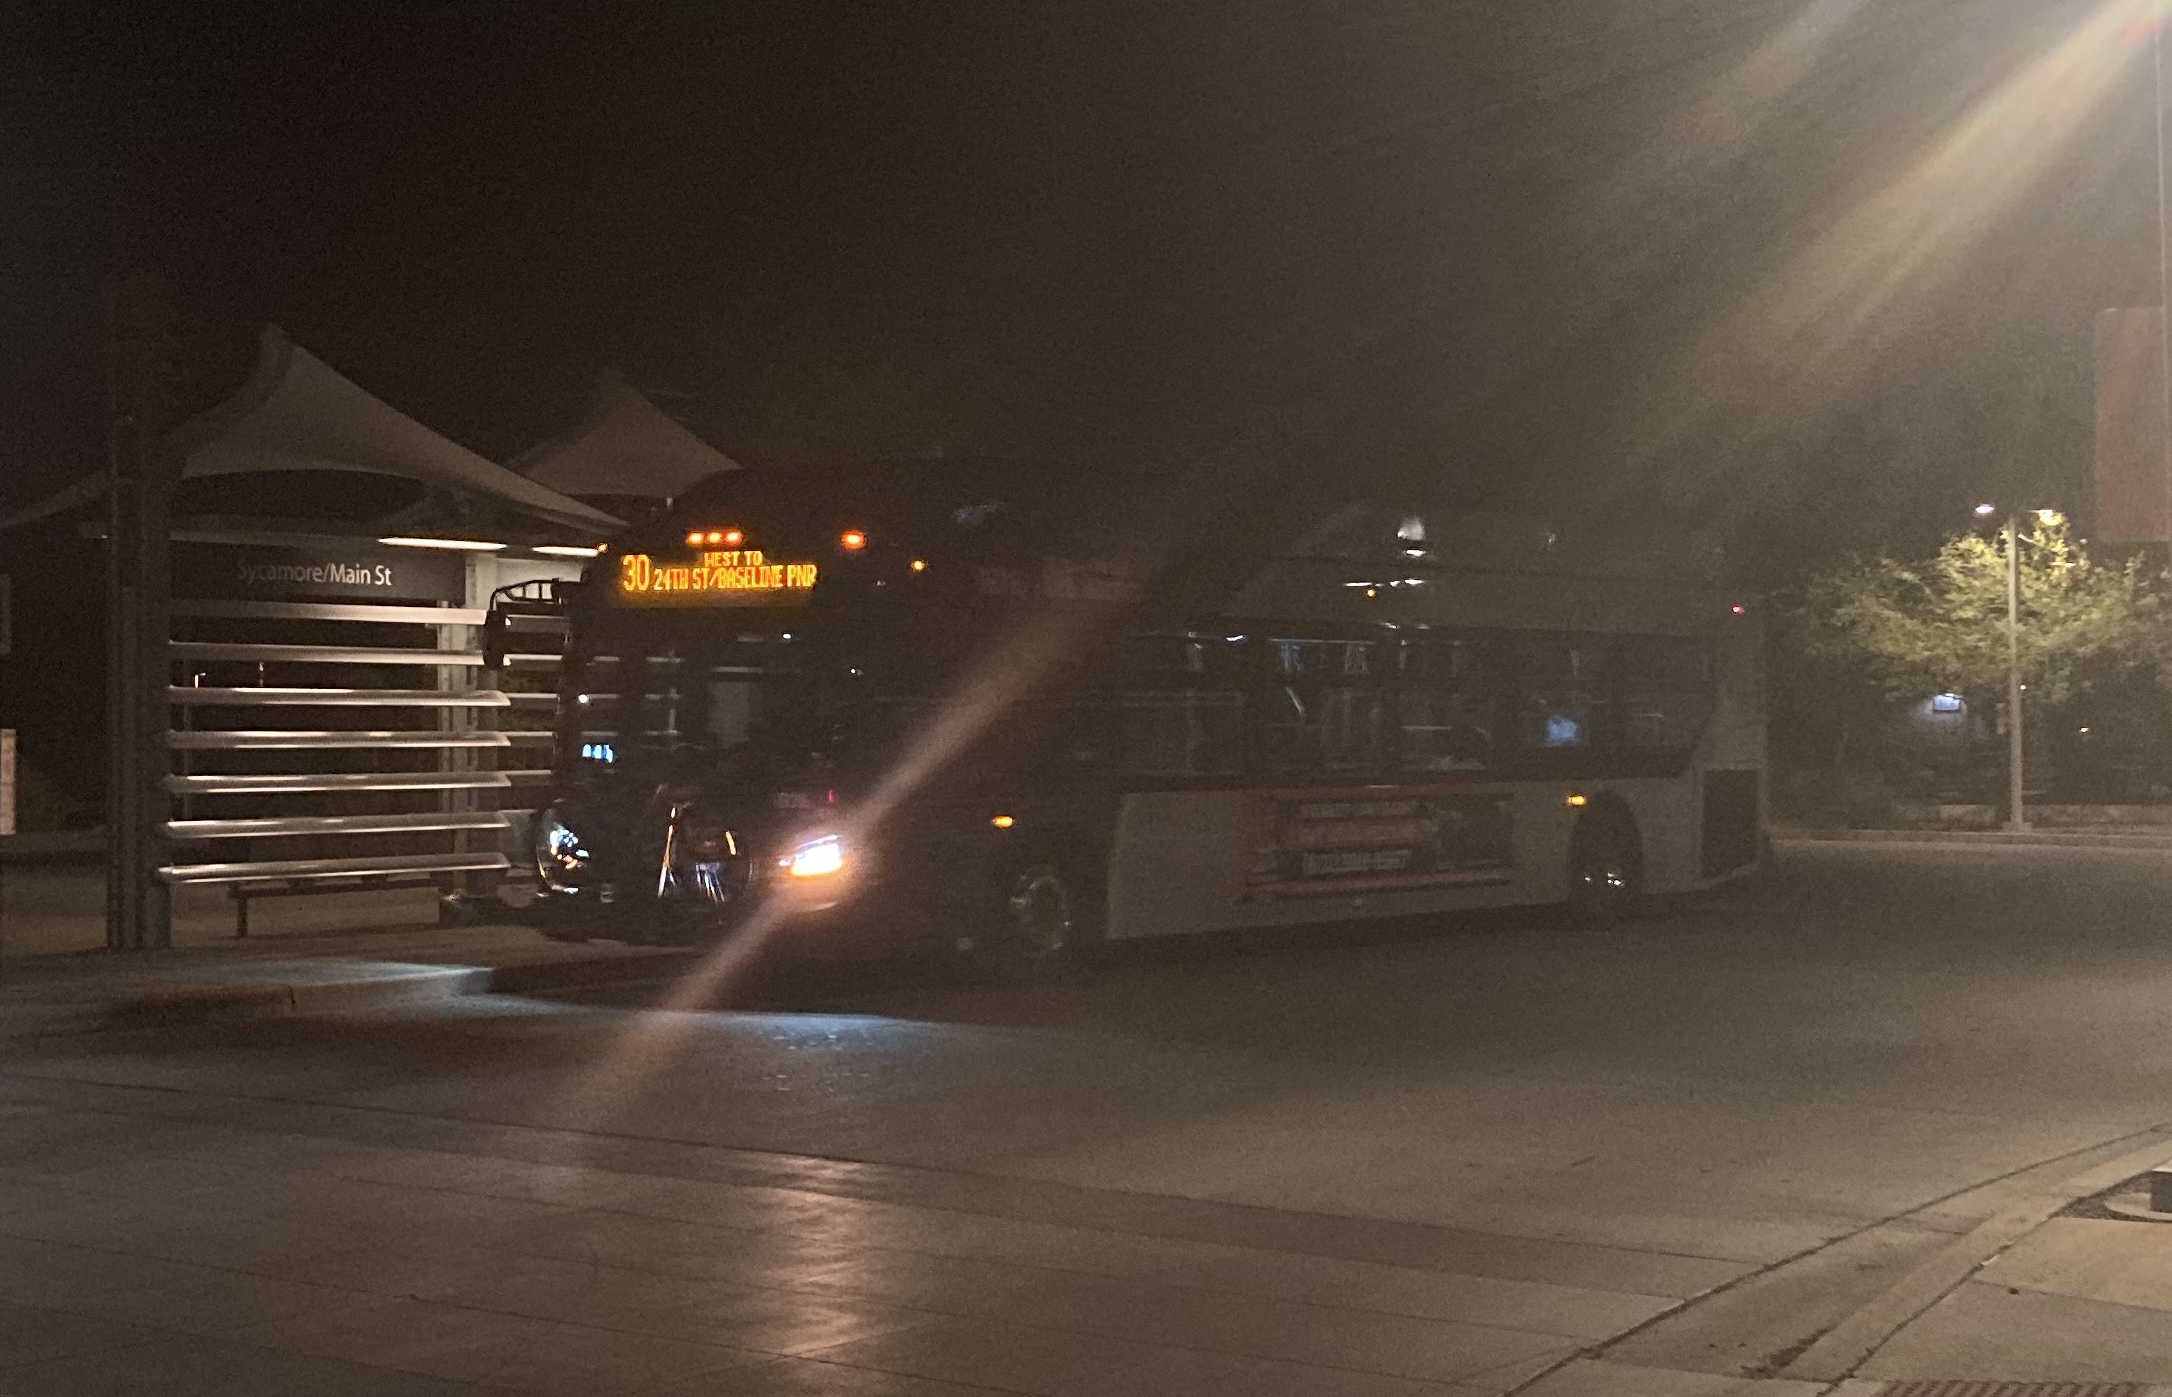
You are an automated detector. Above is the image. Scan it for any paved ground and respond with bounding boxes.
[6,841,2172,1392]
[0,859,525,959]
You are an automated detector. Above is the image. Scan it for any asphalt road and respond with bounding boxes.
[12,834,2172,1390]
[8,840,2172,1387]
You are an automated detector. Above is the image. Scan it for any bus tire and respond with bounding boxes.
[977,856,1100,980]
[1567,805,1642,928]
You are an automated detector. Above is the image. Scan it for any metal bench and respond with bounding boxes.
[156,850,517,937]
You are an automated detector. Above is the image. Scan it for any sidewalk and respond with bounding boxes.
[1544,1129,2172,1394]
[0,921,701,1038]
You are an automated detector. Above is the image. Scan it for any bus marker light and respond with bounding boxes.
[686,531,704,546]
[705,530,724,544]
[990,814,1015,830]
[1564,793,1588,808]
[840,529,867,551]
[724,528,743,546]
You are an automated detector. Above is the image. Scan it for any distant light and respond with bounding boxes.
[686,531,705,546]
[1730,603,1745,615]
[1932,692,1963,713]
[534,544,601,558]
[909,558,927,572]
[2036,508,2063,526]
[2079,725,2092,734]
[840,529,867,551]
[1564,793,1588,808]
[1364,586,1378,598]
[990,814,1015,830]
[1974,502,1999,516]
[723,528,744,547]
[378,536,506,551]
[1397,514,1427,544]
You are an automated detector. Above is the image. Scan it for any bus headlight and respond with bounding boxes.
[536,807,591,890]
[782,835,844,879]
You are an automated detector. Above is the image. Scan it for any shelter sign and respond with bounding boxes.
[174,542,465,604]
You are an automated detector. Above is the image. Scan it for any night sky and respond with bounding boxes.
[11,1,2166,578]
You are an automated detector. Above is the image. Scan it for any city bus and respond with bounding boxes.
[518,467,1764,965]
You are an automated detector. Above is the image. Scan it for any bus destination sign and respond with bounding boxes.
[617,548,818,605]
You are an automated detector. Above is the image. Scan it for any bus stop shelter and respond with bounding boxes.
[4,327,625,950]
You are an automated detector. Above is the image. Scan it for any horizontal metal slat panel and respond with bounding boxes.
[169,687,514,708]
[168,731,513,751]
[173,600,487,625]
[170,642,485,666]
[158,852,512,885]
[166,812,513,840]
[164,771,514,795]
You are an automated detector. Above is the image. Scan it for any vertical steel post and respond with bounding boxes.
[2006,512,2026,833]
[100,277,177,950]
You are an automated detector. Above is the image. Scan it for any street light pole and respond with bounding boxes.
[2157,18,2171,539]
[2005,510,2026,832]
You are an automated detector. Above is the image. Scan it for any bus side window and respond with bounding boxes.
[1396,638,1497,773]
[1257,636,1384,778]
[1514,637,1609,760]
[1116,634,1245,779]
[1618,636,1715,763]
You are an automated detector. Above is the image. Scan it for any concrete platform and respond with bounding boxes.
[0,923,698,1037]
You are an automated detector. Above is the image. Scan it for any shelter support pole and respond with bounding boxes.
[101,277,178,950]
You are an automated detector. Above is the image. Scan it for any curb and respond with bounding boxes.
[1778,1127,2172,1383]
[0,947,703,1039]
[1777,828,2172,850]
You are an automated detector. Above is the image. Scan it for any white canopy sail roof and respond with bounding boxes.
[513,380,740,501]
[2,326,623,536]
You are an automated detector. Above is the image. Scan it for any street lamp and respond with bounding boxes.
[1974,504,2061,831]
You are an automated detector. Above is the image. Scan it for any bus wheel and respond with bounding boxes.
[1009,862,1078,957]
[1567,811,1642,927]
[968,861,1087,979]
